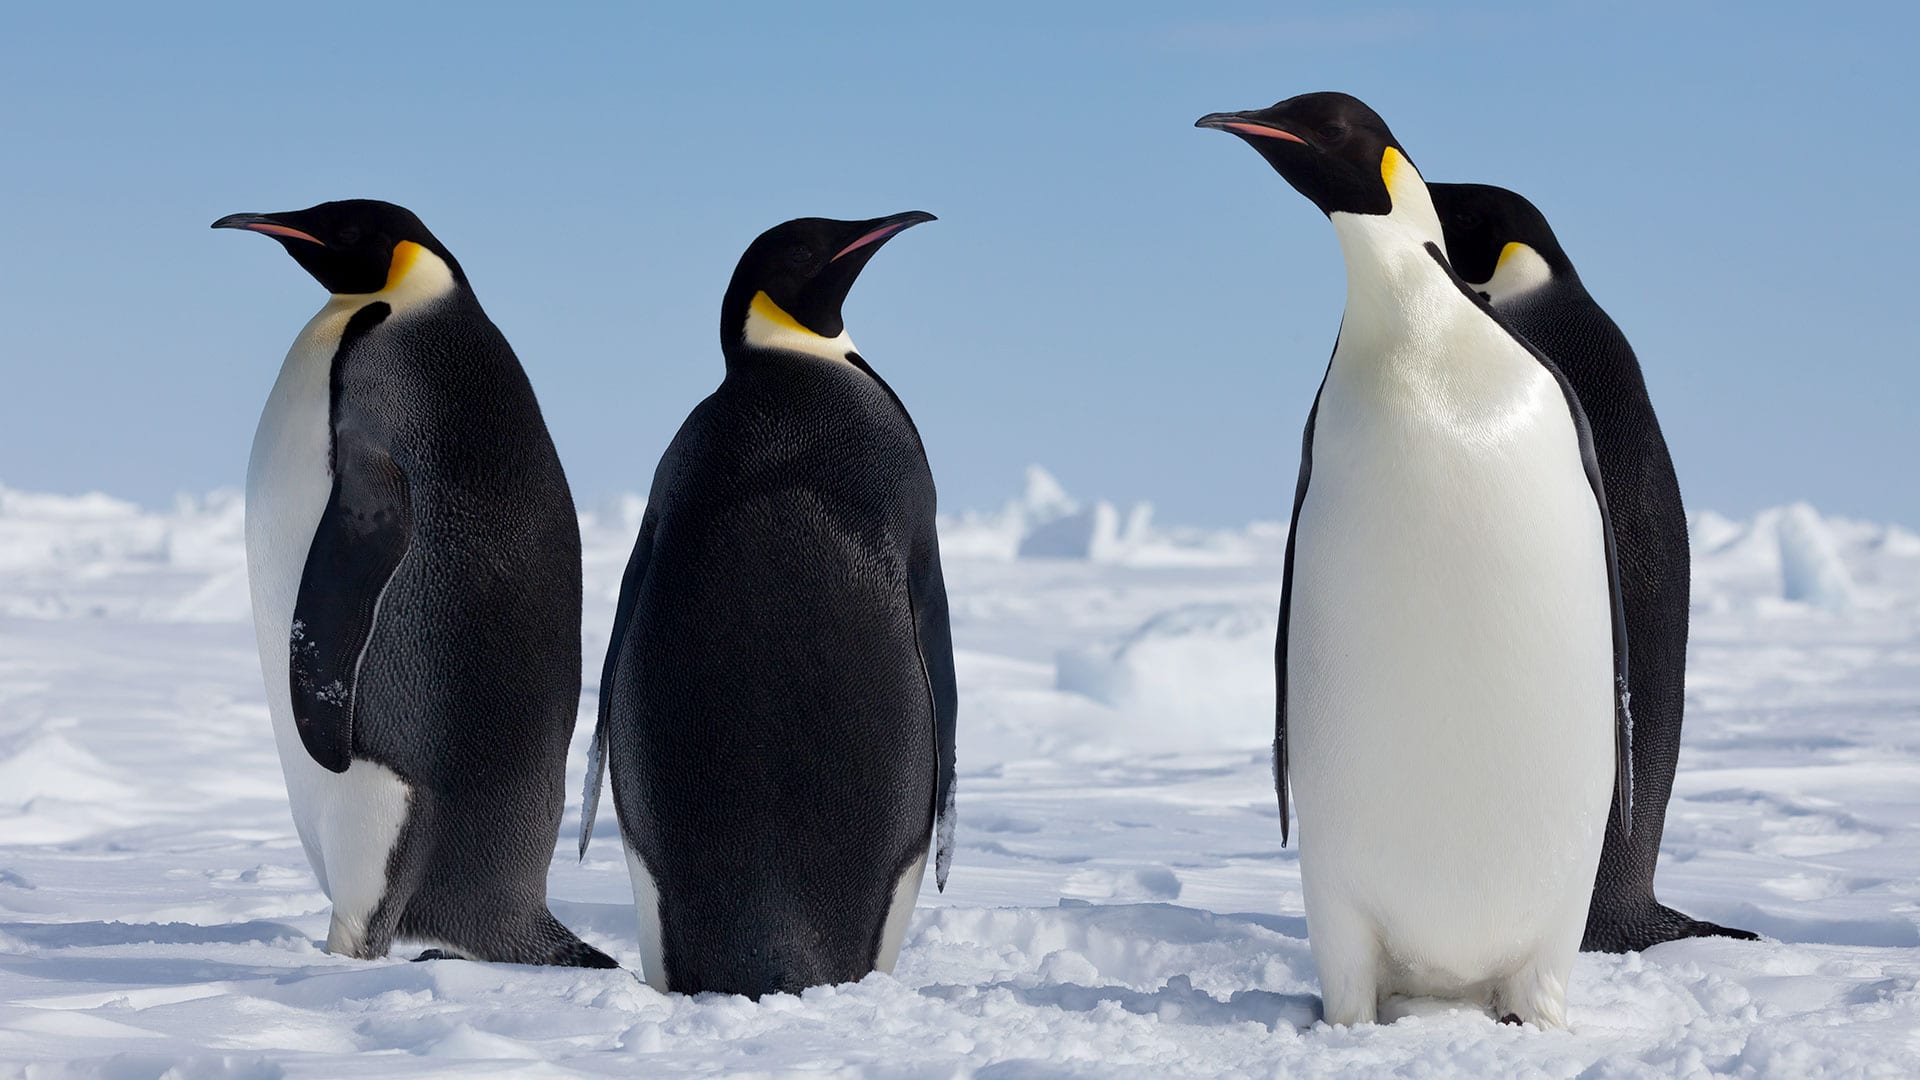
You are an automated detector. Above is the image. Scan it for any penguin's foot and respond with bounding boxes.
[1309,908,1381,1026]
[542,939,619,969]
[528,910,620,969]
[1495,962,1569,1030]
[412,949,462,962]
[1318,988,1378,1027]
[1582,900,1759,953]
[1674,916,1761,943]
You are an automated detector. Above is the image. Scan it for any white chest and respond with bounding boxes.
[1287,239,1616,989]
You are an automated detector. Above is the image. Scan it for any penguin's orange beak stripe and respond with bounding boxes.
[237,222,326,246]
[1220,121,1307,144]
[833,223,910,262]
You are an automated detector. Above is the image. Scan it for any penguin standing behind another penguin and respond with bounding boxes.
[1197,94,1632,1027]
[581,212,956,998]
[216,200,614,967]
[1429,182,1758,953]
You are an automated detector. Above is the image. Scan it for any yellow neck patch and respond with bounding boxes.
[750,290,822,337]
[383,240,425,292]
[1495,241,1528,271]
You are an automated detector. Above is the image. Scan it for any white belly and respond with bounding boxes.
[1289,305,1615,1007]
[245,300,410,953]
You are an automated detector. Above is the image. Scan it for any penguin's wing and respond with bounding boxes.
[1276,352,1331,848]
[287,434,413,775]
[1425,242,1634,831]
[909,526,959,891]
[580,505,657,858]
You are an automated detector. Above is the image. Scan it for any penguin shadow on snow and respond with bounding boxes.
[0,949,293,995]
[0,920,311,991]
[909,902,1328,1028]
[919,973,1322,1033]
[1702,902,1918,948]
[0,919,307,950]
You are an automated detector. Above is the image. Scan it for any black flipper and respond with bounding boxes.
[288,436,412,774]
[580,506,657,858]
[909,526,959,890]
[1425,241,1634,832]
[1275,351,1332,848]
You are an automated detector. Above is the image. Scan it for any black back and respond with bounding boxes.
[603,351,950,997]
[1432,182,1756,952]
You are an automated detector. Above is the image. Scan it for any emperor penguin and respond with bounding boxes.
[579,212,956,998]
[1429,182,1757,953]
[1196,94,1633,1027]
[215,200,614,968]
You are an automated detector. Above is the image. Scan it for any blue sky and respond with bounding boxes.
[2,2,1914,526]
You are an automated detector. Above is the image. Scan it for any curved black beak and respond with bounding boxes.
[1195,111,1309,145]
[831,210,937,262]
[211,212,326,246]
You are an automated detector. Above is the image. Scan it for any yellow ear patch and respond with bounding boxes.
[1496,242,1530,270]
[383,240,425,292]
[1380,146,1403,198]
[750,290,823,338]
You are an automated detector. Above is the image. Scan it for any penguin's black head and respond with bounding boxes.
[721,211,935,360]
[1196,92,1411,217]
[1428,182,1574,287]
[212,199,464,295]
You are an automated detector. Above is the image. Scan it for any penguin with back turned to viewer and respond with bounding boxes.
[1429,181,1758,953]
[1197,93,1632,1027]
[215,200,614,967]
[580,211,956,998]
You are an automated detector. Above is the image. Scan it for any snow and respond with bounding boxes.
[3,473,1919,1076]
[1055,604,1275,751]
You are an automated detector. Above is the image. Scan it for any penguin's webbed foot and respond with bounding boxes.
[1583,901,1760,952]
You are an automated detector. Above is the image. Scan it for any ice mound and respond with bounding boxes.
[1011,467,1154,561]
[1692,504,1889,612]
[1689,509,1747,554]
[1056,603,1274,746]
[1776,503,1857,611]
[940,467,1273,566]
[1020,501,1155,561]
[937,465,1120,561]
[0,732,134,809]
[1873,524,1920,559]
[582,492,648,542]
[1062,866,1183,902]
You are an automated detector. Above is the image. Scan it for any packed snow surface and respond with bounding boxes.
[2,471,1918,1076]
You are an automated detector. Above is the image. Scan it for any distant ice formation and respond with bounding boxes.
[1,476,1907,624]
[940,466,1270,566]
[1776,503,1857,611]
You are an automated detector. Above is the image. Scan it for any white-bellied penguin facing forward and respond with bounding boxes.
[1430,182,1757,954]
[215,200,614,968]
[1196,94,1633,1027]
[579,212,956,998]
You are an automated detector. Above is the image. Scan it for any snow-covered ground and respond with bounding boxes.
[2,469,1917,1077]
